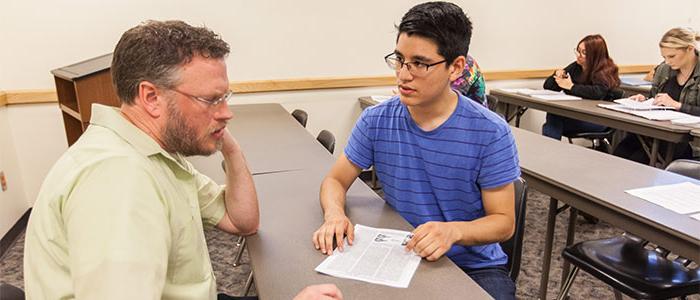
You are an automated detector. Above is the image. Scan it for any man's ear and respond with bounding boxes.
[136,81,165,118]
[448,56,467,82]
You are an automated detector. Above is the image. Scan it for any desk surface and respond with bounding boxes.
[490,89,691,143]
[247,169,491,300]
[190,103,491,299]
[188,103,335,183]
[512,126,700,261]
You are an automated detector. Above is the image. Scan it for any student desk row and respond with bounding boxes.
[189,103,491,299]
[489,89,692,168]
[357,96,700,299]
[512,126,700,299]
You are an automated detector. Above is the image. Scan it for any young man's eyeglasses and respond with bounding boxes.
[384,53,447,76]
[170,89,234,106]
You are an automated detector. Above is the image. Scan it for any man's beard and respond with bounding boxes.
[162,100,222,156]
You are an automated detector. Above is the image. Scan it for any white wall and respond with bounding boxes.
[2,0,700,234]
[0,107,30,236]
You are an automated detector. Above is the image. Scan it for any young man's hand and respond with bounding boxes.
[293,284,343,300]
[312,214,355,255]
[405,221,460,261]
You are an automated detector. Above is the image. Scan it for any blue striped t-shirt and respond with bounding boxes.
[345,93,521,269]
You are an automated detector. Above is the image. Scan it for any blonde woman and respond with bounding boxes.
[615,27,700,164]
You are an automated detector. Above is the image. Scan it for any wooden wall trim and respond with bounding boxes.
[0,91,7,107]
[2,64,655,106]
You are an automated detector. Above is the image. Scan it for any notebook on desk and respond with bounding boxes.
[598,103,691,121]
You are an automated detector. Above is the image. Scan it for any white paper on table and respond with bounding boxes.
[613,98,668,110]
[670,116,700,126]
[314,224,421,288]
[691,213,700,221]
[370,95,393,103]
[531,94,582,101]
[621,77,653,86]
[625,182,700,214]
[500,88,562,96]
[598,104,692,121]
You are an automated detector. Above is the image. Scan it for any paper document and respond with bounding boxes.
[500,88,562,96]
[315,224,421,288]
[670,116,700,127]
[613,98,668,110]
[598,103,692,121]
[370,95,393,103]
[691,213,700,222]
[531,94,582,101]
[625,182,700,214]
[620,77,652,86]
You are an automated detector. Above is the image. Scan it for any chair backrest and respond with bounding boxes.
[486,94,499,112]
[0,283,25,300]
[316,130,335,154]
[665,159,700,180]
[291,109,308,128]
[499,177,527,282]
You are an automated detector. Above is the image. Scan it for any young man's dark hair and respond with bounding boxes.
[397,1,472,64]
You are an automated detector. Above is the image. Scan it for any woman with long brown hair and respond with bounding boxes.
[542,34,620,140]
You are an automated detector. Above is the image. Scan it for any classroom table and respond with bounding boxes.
[189,103,492,299]
[490,89,692,168]
[512,126,700,299]
[692,128,700,139]
[188,103,335,183]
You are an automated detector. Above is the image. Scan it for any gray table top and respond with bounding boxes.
[247,169,492,300]
[512,126,700,260]
[188,103,335,183]
[490,89,691,143]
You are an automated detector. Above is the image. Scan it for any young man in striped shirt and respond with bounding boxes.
[312,2,520,299]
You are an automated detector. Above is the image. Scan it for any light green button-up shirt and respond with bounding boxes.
[24,104,227,299]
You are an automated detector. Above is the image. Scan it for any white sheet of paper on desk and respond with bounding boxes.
[613,98,668,110]
[691,212,700,222]
[314,224,420,288]
[370,95,393,102]
[671,116,700,127]
[531,94,582,101]
[501,88,562,96]
[598,104,692,121]
[625,182,700,214]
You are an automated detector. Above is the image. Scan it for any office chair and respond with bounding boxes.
[562,89,624,154]
[486,94,506,120]
[557,159,700,300]
[499,177,528,282]
[291,109,308,128]
[0,283,25,300]
[316,130,335,154]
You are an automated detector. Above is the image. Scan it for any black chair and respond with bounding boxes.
[557,159,700,300]
[499,177,528,282]
[562,89,624,154]
[486,94,507,120]
[0,283,25,300]
[316,130,335,154]
[291,109,308,128]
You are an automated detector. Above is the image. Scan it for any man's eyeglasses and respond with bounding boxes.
[170,88,233,106]
[384,53,447,76]
[574,48,587,57]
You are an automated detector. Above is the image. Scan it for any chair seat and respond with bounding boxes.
[563,236,700,299]
[0,283,25,300]
[563,128,615,139]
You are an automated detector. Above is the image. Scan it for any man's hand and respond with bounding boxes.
[220,128,242,155]
[405,221,460,261]
[312,214,354,255]
[293,284,343,300]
